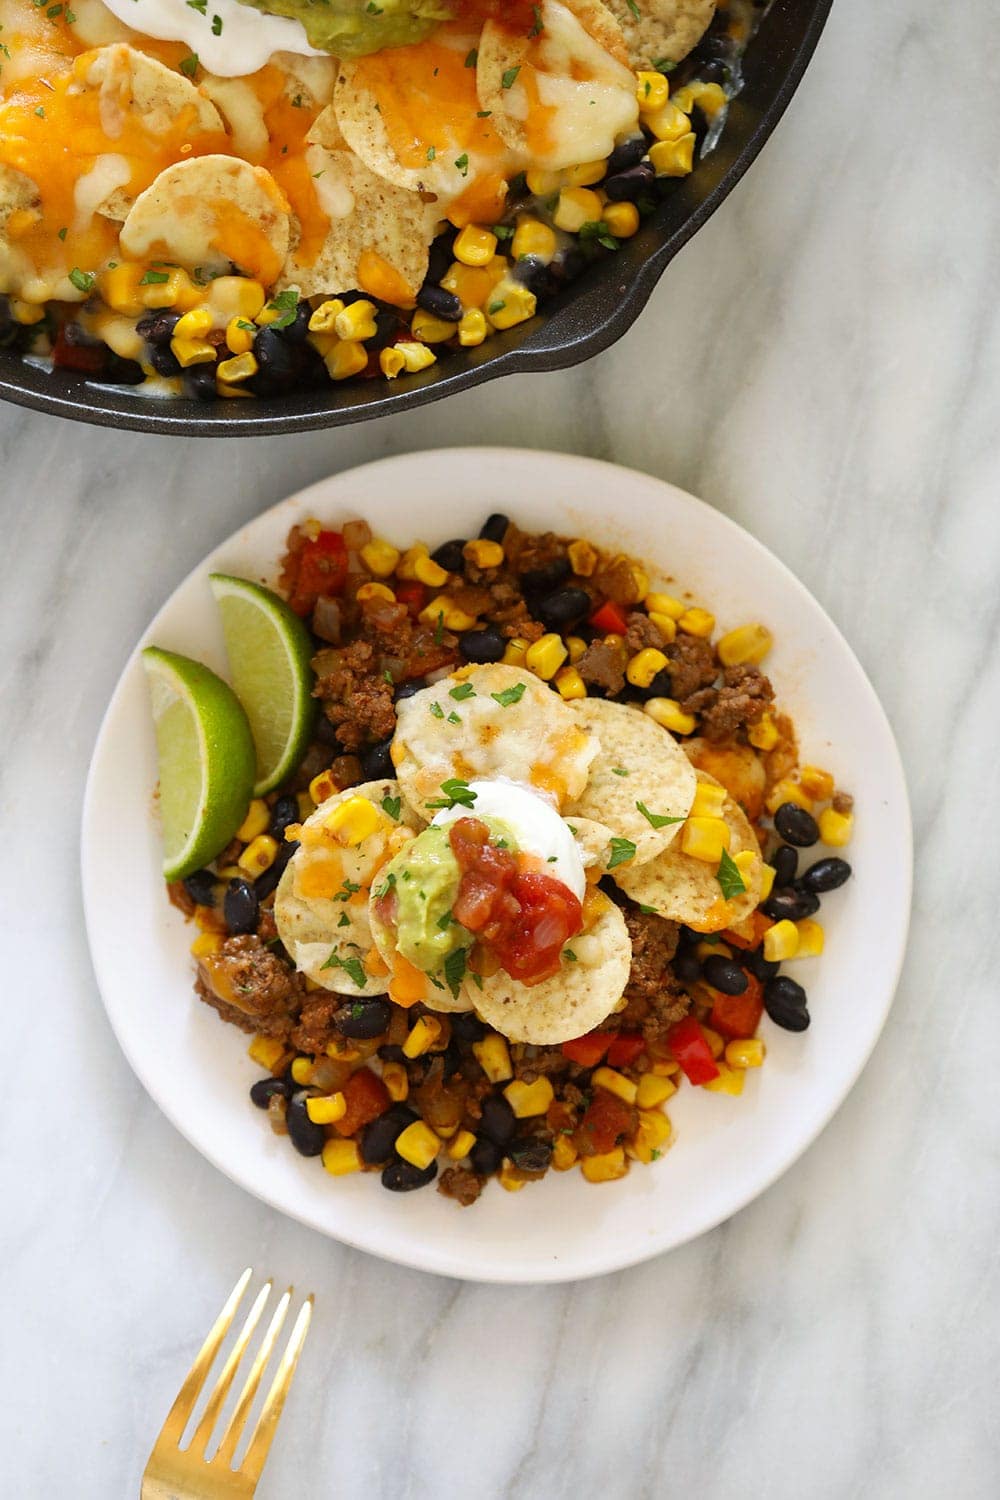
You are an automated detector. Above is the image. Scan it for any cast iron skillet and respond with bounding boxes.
[0,0,832,436]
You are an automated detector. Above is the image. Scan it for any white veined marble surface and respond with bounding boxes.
[2,0,999,1493]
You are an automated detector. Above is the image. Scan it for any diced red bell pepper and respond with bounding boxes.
[332,1067,390,1136]
[709,974,764,1041]
[52,327,106,373]
[605,1033,645,1068]
[394,579,427,616]
[575,1091,635,1155]
[288,530,347,616]
[561,1033,609,1068]
[667,1016,720,1085]
[588,599,630,636]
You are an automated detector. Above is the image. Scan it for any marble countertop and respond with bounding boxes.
[3,0,999,1493]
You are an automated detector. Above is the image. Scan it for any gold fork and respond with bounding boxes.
[141,1269,313,1500]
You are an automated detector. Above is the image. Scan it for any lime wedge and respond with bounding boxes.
[209,573,317,796]
[142,647,256,882]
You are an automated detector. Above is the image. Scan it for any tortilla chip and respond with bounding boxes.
[565,697,696,865]
[279,146,438,300]
[59,0,131,49]
[612,770,763,931]
[567,815,616,873]
[603,0,716,70]
[120,155,290,282]
[683,735,766,821]
[471,890,632,1043]
[392,664,600,819]
[275,779,422,996]
[273,52,338,110]
[0,164,40,230]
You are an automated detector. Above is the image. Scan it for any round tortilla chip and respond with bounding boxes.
[120,155,290,283]
[392,664,600,819]
[603,0,715,70]
[471,890,631,1044]
[567,815,616,873]
[275,779,422,995]
[477,0,636,170]
[564,697,697,865]
[279,145,438,301]
[367,907,475,1014]
[612,771,763,932]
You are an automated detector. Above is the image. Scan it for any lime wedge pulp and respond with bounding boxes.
[209,573,317,796]
[142,646,256,882]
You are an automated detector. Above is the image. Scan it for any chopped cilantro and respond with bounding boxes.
[564,949,578,962]
[607,836,637,869]
[501,65,520,89]
[651,1148,662,1161]
[426,778,477,811]
[449,682,475,700]
[426,146,436,161]
[57,227,67,241]
[337,912,350,928]
[716,848,748,900]
[68,267,94,292]
[429,701,445,719]
[487,299,506,315]
[491,681,527,707]
[528,3,543,35]
[179,53,199,77]
[139,269,170,285]
[372,871,396,900]
[464,47,478,67]
[612,767,629,777]
[650,57,677,73]
[636,801,684,830]
[334,879,361,903]
[493,224,514,240]
[638,904,658,916]
[321,949,366,988]
[34,105,45,118]
[263,288,298,329]
[626,0,640,17]
[447,710,461,724]
[443,945,467,999]
[476,109,492,118]
[186,0,206,11]
[434,610,445,644]
[366,0,382,10]
[436,910,454,931]
[211,13,222,32]
[454,153,469,177]
[381,794,401,821]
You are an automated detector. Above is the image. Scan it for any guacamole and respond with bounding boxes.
[236,0,454,56]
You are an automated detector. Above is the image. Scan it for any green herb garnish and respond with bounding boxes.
[139,269,170,285]
[635,801,684,830]
[449,682,475,700]
[716,848,748,900]
[501,65,520,89]
[429,701,445,719]
[381,794,401,821]
[263,288,298,329]
[179,53,199,76]
[68,267,94,292]
[607,836,637,869]
[321,950,366,988]
[612,767,629,777]
[491,681,527,707]
[454,153,469,177]
[426,777,477,811]
[443,945,467,999]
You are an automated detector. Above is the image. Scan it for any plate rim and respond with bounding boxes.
[81,446,912,1282]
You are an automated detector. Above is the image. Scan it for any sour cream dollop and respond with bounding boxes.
[97,0,324,77]
[430,779,585,902]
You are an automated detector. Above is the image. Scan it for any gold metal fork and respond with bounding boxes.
[141,1269,313,1499]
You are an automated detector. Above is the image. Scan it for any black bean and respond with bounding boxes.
[426,232,456,286]
[511,256,557,300]
[223,878,259,936]
[362,1104,418,1165]
[623,667,673,703]
[673,951,702,984]
[603,163,655,202]
[800,857,852,894]
[440,1040,463,1081]
[394,679,427,701]
[701,955,748,995]
[381,1158,438,1192]
[96,353,146,386]
[519,556,571,594]
[431,538,467,572]
[417,284,462,322]
[536,587,591,632]
[250,1077,294,1108]
[254,326,297,382]
[606,134,647,175]
[450,1011,486,1042]
[774,803,820,848]
[459,626,506,664]
[378,1043,406,1063]
[771,844,799,887]
[697,59,728,85]
[744,947,780,983]
[136,310,181,345]
[360,735,394,780]
[286,1096,325,1156]
[150,343,182,378]
[761,885,820,923]
[254,841,295,902]
[315,715,342,746]
[763,976,810,1032]
[509,1138,553,1173]
[479,512,509,543]
[184,365,218,402]
[183,869,217,906]
[551,246,587,283]
[278,303,311,343]
[270,795,299,839]
[469,1137,503,1176]
[479,1094,516,1147]
[335,996,392,1039]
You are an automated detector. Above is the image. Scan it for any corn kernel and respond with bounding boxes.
[325,1037,360,1062]
[356,581,395,604]
[636,69,670,111]
[525,167,563,195]
[763,919,800,962]
[525,632,568,680]
[726,1038,766,1070]
[382,1061,408,1102]
[819,807,854,846]
[603,200,640,239]
[553,186,604,233]
[321,1138,363,1176]
[331,299,377,341]
[418,594,477,632]
[703,1063,745,1095]
[636,1072,677,1108]
[552,1134,578,1170]
[308,771,338,806]
[759,863,776,900]
[307,298,345,333]
[223,315,254,355]
[172,308,212,341]
[801,765,836,801]
[473,1033,513,1083]
[396,543,429,579]
[592,1066,638,1105]
[297,792,316,819]
[717,623,773,667]
[396,341,437,373]
[485,280,537,330]
[306,1092,347,1124]
[194,903,226,933]
[141,267,199,311]
[649,134,697,177]
[626,647,669,689]
[324,795,384,846]
[690,781,727,819]
[502,637,529,667]
[644,592,686,619]
[100,263,146,316]
[413,553,449,587]
[395,1120,441,1170]
[733,850,758,887]
[380,346,406,378]
[503,1077,555,1118]
[325,340,368,381]
[554,665,586,700]
[411,309,457,344]
[680,816,731,863]
[512,217,557,262]
[190,932,224,958]
[499,1161,529,1191]
[701,1025,725,1059]
[10,297,45,323]
[673,80,727,120]
[235,798,270,843]
[205,276,266,324]
[171,337,216,368]
[402,1015,442,1059]
[359,538,400,576]
[458,308,488,346]
[247,1034,286,1071]
[216,351,258,385]
[568,539,598,577]
[627,1107,673,1162]
[566,635,587,663]
[794,919,825,958]
[644,698,697,735]
[291,1057,313,1085]
[454,223,499,266]
[236,836,278,876]
[749,714,779,751]
[766,779,814,815]
[442,261,495,309]
[580,1146,628,1183]
[678,607,715,638]
[463,538,504,568]
[645,101,692,142]
[447,1129,477,1161]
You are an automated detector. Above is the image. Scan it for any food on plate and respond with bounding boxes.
[146,512,855,1203]
[0,0,765,400]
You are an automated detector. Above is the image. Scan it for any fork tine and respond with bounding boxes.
[238,1296,313,1487]
[154,1267,254,1450]
[187,1280,273,1459]
[212,1287,292,1469]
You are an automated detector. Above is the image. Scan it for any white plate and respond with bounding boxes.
[81,449,911,1284]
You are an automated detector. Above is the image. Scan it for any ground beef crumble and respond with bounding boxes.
[665,634,718,699]
[625,611,666,654]
[195,935,304,1038]
[311,640,397,749]
[619,911,689,1036]
[577,639,625,695]
[438,1167,484,1205]
[683,664,774,742]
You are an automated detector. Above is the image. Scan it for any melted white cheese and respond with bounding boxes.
[96,0,324,78]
